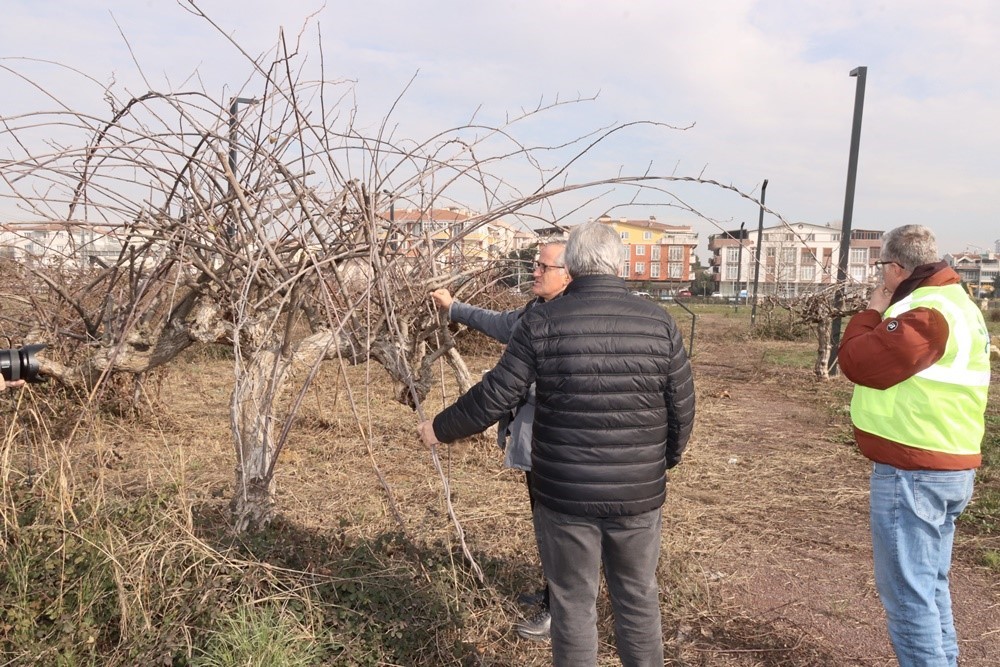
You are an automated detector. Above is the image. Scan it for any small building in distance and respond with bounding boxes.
[0,221,125,268]
[945,251,998,298]
[593,215,698,296]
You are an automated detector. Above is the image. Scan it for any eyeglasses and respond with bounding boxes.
[533,261,565,273]
[873,260,901,270]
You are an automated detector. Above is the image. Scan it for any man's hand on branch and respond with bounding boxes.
[430,289,453,311]
[418,420,440,447]
[2,380,26,392]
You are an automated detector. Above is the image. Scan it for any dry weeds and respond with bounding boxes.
[2,309,998,665]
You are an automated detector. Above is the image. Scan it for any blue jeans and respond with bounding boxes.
[534,503,663,667]
[870,463,975,667]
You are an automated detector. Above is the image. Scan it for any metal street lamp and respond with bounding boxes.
[735,221,746,312]
[829,66,868,375]
[226,96,258,239]
[750,179,768,325]
[228,96,259,179]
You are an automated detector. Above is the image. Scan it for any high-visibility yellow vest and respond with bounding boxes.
[850,283,990,455]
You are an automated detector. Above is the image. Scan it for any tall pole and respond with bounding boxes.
[750,179,768,325]
[735,221,746,313]
[228,97,258,179]
[828,66,868,375]
[227,96,258,239]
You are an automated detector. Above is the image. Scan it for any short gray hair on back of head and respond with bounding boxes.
[565,222,625,277]
[881,224,938,270]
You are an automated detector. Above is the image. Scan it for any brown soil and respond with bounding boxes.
[674,315,1000,666]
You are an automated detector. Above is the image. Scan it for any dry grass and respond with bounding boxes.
[2,309,998,665]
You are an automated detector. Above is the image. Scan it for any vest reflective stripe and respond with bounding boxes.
[892,289,986,383]
[850,283,989,456]
[915,364,990,387]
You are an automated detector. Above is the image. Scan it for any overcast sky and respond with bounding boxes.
[2,0,998,256]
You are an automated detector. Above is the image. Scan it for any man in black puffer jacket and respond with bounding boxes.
[419,221,695,666]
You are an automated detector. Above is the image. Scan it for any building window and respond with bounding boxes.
[643,231,652,240]
[635,262,645,274]
[725,266,738,280]
[800,264,815,281]
[651,263,660,278]
[651,246,660,261]
[668,246,683,261]
[668,262,682,278]
[623,262,630,276]
[726,247,739,263]
[620,231,629,240]
[781,248,796,264]
[623,245,630,259]
[849,248,867,264]
[635,245,645,256]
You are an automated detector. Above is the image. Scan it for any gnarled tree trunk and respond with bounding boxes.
[815,319,832,380]
[229,328,350,531]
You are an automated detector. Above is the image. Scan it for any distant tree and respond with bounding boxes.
[499,247,538,289]
[691,269,715,296]
[760,285,870,379]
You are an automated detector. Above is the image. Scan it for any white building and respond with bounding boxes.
[707,222,884,297]
[0,221,125,268]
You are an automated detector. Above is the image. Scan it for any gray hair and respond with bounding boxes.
[881,224,938,270]
[539,240,566,265]
[565,222,624,277]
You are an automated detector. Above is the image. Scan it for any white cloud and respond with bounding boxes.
[1,0,998,252]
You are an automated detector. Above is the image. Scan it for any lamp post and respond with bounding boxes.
[750,179,768,325]
[735,221,746,313]
[382,189,399,251]
[829,66,868,375]
[228,97,258,179]
[226,96,258,239]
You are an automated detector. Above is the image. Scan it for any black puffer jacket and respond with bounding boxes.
[433,275,695,517]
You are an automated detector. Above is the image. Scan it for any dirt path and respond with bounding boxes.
[678,331,1000,665]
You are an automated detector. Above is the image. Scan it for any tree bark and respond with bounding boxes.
[815,320,831,381]
[228,328,354,532]
[229,345,281,532]
[445,347,473,394]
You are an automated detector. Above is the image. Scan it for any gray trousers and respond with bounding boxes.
[534,502,664,667]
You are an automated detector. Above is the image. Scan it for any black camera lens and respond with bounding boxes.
[0,344,47,383]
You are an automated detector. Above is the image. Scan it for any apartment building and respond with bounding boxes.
[707,222,883,297]
[387,207,537,262]
[946,251,998,297]
[592,216,698,292]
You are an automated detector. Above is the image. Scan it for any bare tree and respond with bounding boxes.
[757,284,871,379]
[1,12,772,541]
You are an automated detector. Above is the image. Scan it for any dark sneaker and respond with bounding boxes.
[516,589,546,607]
[514,611,551,642]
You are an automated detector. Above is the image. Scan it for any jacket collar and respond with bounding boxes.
[891,261,958,304]
[563,274,628,295]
